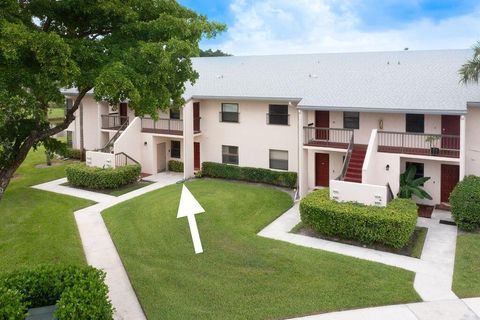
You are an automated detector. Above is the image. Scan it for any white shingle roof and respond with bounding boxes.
[186,49,480,114]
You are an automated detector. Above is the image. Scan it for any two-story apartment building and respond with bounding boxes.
[63,49,480,207]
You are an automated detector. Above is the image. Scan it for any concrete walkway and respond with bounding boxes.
[258,203,458,301]
[258,203,473,319]
[290,299,480,320]
[33,173,183,320]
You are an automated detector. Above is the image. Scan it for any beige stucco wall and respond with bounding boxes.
[465,106,480,176]
[194,100,299,172]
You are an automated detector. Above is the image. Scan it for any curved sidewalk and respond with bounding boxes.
[33,172,183,320]
[258,203,478,319]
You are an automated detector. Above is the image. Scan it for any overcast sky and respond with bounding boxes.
[179,0,480,55]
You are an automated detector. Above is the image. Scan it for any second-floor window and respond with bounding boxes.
[222,145,238,165]
[170,109,180,120]
[406,114,424,133]
[171,141,181,159]
[221,103,239,123]
[343,112,359,129]
[268,105,289,125]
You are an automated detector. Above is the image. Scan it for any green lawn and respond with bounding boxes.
[48,107,65,120]
[453,233,480,298]
[0,149,93,272]
[103,180,420,320]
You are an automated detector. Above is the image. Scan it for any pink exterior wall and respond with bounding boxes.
[194,100,299,172]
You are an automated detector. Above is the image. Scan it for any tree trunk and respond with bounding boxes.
[0,88,91,204]
[79,102,85,161]
[46,151,52,166]
[0,172,12,202]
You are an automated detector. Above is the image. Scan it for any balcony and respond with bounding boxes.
[377,131,460,158]
[141,117,201,135]
[101,114,129,130]
[303,127,354,149]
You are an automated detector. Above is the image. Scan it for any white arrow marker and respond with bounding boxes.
[177,185,205,254]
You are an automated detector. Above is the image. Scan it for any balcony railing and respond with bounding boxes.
[141,117,201,135]
[377,131,460,158]
[101,114,129,130]
[304,127,354,149]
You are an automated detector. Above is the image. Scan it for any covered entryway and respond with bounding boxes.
[441,164,459,203]
[157,142,166,172]
[315,153,329,187]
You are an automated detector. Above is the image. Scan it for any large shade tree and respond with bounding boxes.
[0,0,224,201]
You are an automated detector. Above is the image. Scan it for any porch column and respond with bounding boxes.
[459,115,466,180]
[298,109,308,198]
[183,100,195,180]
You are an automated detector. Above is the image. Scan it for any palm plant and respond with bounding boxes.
[398,165,432,200]
[460,43,480,83]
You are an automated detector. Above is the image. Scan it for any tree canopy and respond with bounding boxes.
[0,0,224,200]
[460,43,480,83]
[200,49,231,57]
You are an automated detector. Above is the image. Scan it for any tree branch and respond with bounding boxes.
[36,87,92,141]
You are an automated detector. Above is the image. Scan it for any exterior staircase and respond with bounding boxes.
[344,146,367,183]
[99,120,129,153]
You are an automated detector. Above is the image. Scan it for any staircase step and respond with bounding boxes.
[344,177,362,183]
[345,172,362,177]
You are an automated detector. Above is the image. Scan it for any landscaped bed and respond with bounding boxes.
[0,265,113,319]
[103,179,420,320]
[65,163,141,190]
[300,189,418,249]
[60,180,153,197]
[291,223,428,259]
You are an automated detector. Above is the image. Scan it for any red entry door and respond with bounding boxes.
[441,164,459,203]
[193,102,200,132]
[441,115,460,149]
[315,153,329,187]
[194,142,200,170]
[315,111,329,140]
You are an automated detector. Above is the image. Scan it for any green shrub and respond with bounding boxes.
[0,287,27,320]
[450,175,480,231]
[168,160,184,172]
[58,147,82,160]
[300,189,417,248]
[66,163,141,190]
[0,265,113,320]
[201,162,297,188]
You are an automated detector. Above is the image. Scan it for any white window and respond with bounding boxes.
[221,103,239,123]
[222,145,238,165]
[269,150,288,170]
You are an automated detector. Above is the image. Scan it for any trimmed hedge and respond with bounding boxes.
[58,147,82,160]
[450,175,480,231]
[201,162,297,188]
[300,189,417,248]
[66,163,141,190]
[168,160,184,172]
[0,265,113,320]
